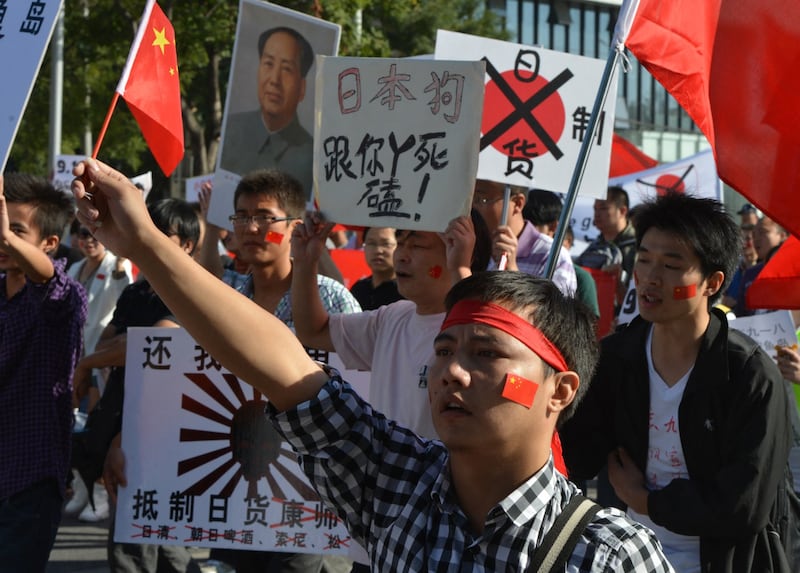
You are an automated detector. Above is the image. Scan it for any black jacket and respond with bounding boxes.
[562,309,794,572]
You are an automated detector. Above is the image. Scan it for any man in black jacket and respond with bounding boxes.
[562,192,796,572]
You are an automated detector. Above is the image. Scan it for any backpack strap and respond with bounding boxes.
[529,494,601,573]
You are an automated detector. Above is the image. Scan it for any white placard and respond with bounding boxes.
[616,281,639,326]
[116,327,370,554]
[0,0,64,172]
[130,171,153,202]
[51,154,84,192]
[313,56,485,232]
[570,149,722,245]
[435,30,617,198]
[208,0,341,227]
[730,310,797,361]
[185,174,213,203]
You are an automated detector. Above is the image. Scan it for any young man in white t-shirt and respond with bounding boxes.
[290,216,478,439]
[561,192,795,572]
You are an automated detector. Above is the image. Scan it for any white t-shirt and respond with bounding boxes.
[628,327,700,573]
[329,300,443,439]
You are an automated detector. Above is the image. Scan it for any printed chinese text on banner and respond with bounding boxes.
[116,0,184,176]
[435,30,617,199]
[314,57,485,232]
[0,1,64,172]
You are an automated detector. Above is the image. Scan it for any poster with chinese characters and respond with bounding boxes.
[0,0,64,172]
[208,0,341,226]
[116,327,369,554]
[730,311,797,359]
[51,154,84,192]
[313,56,485,232]
[435,30,616,199]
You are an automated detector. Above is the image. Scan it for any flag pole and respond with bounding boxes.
[545,48,623,279]
[545,0,640,280]
[92,92,120,159]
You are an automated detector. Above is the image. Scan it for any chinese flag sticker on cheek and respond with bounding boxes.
[265,231,284,244]
[673,284,697,300]
[501,373,539,408]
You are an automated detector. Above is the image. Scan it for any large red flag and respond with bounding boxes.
[116,0,184,176]
[623,0,800,240]
[746,237,800,309]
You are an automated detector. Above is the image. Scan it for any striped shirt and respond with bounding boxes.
[271,376,674,572]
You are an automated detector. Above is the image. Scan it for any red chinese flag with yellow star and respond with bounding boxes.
[501,373,539,409]
[116,0,183,176]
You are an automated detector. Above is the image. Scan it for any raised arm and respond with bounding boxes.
[195,181,225,278]
[290,214,337,351]
[71,159,326,411]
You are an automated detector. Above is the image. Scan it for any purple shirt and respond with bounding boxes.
[0,258,87,499]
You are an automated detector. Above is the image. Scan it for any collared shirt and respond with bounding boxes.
[0,259,87,499]
[222,271,361,328]
[271,377,674,572]
[489,220,577,296]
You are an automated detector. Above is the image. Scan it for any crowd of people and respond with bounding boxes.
[1,155,799,573]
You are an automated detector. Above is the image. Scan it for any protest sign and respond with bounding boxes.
[435,30,616,199]
[313,57,484,232]
[730,311,797,359]
[51,154,84,192]
[0,0,64,171]
[116,327,369,554]
[185,174,213,203]
[209,0,340,226]
[570,148,721,245]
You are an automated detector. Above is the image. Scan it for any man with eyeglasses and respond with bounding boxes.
[472,179,576,296]
[200,169,359,573]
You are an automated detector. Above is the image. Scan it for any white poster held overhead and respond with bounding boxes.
[208,0,341,227]
[0,0,64,171]
[116,327,370,554]
[185,174,213,203]
[570,148,721,245]
[314,56,485,232]
[435,30,617,199]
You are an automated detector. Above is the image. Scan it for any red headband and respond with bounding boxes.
[440,299,568,372]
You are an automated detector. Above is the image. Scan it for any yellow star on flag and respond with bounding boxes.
[152,27,170,55]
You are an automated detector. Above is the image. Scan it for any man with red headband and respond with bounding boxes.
[561,193,796,572]
[70,158,673,571]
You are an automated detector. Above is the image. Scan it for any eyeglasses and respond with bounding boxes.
[228,214,299,228]
[78,228,94,239]
[472,196,504,206]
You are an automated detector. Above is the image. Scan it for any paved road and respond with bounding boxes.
[47,514,211,573]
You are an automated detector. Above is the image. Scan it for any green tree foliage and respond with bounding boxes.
[9,0,505,196]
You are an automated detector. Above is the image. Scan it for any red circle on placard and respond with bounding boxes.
[481,70,566,158]
[655,174,686,195]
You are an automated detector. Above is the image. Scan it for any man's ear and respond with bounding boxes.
[704,270,725,297]
[512,192,526,215]
[182,240,196,256]
[40,234,60,256]
[548,371,579,414]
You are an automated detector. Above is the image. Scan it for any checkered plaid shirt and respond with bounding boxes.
[271,377,674,572]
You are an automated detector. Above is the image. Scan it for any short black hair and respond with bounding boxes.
[606,186,629,210]
[233,170,306,219]
[445,272,599,427]
[633,192,740,304]
[523,189,563,227]
[148,198,200,254]
[257,27,314,78]
[3,173,74,240]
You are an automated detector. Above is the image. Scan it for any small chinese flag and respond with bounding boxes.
[115,0,183,176]
[428,265,443,279]
[265,231,284,244]
[673,284,697,300]
[501,373,539,409]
